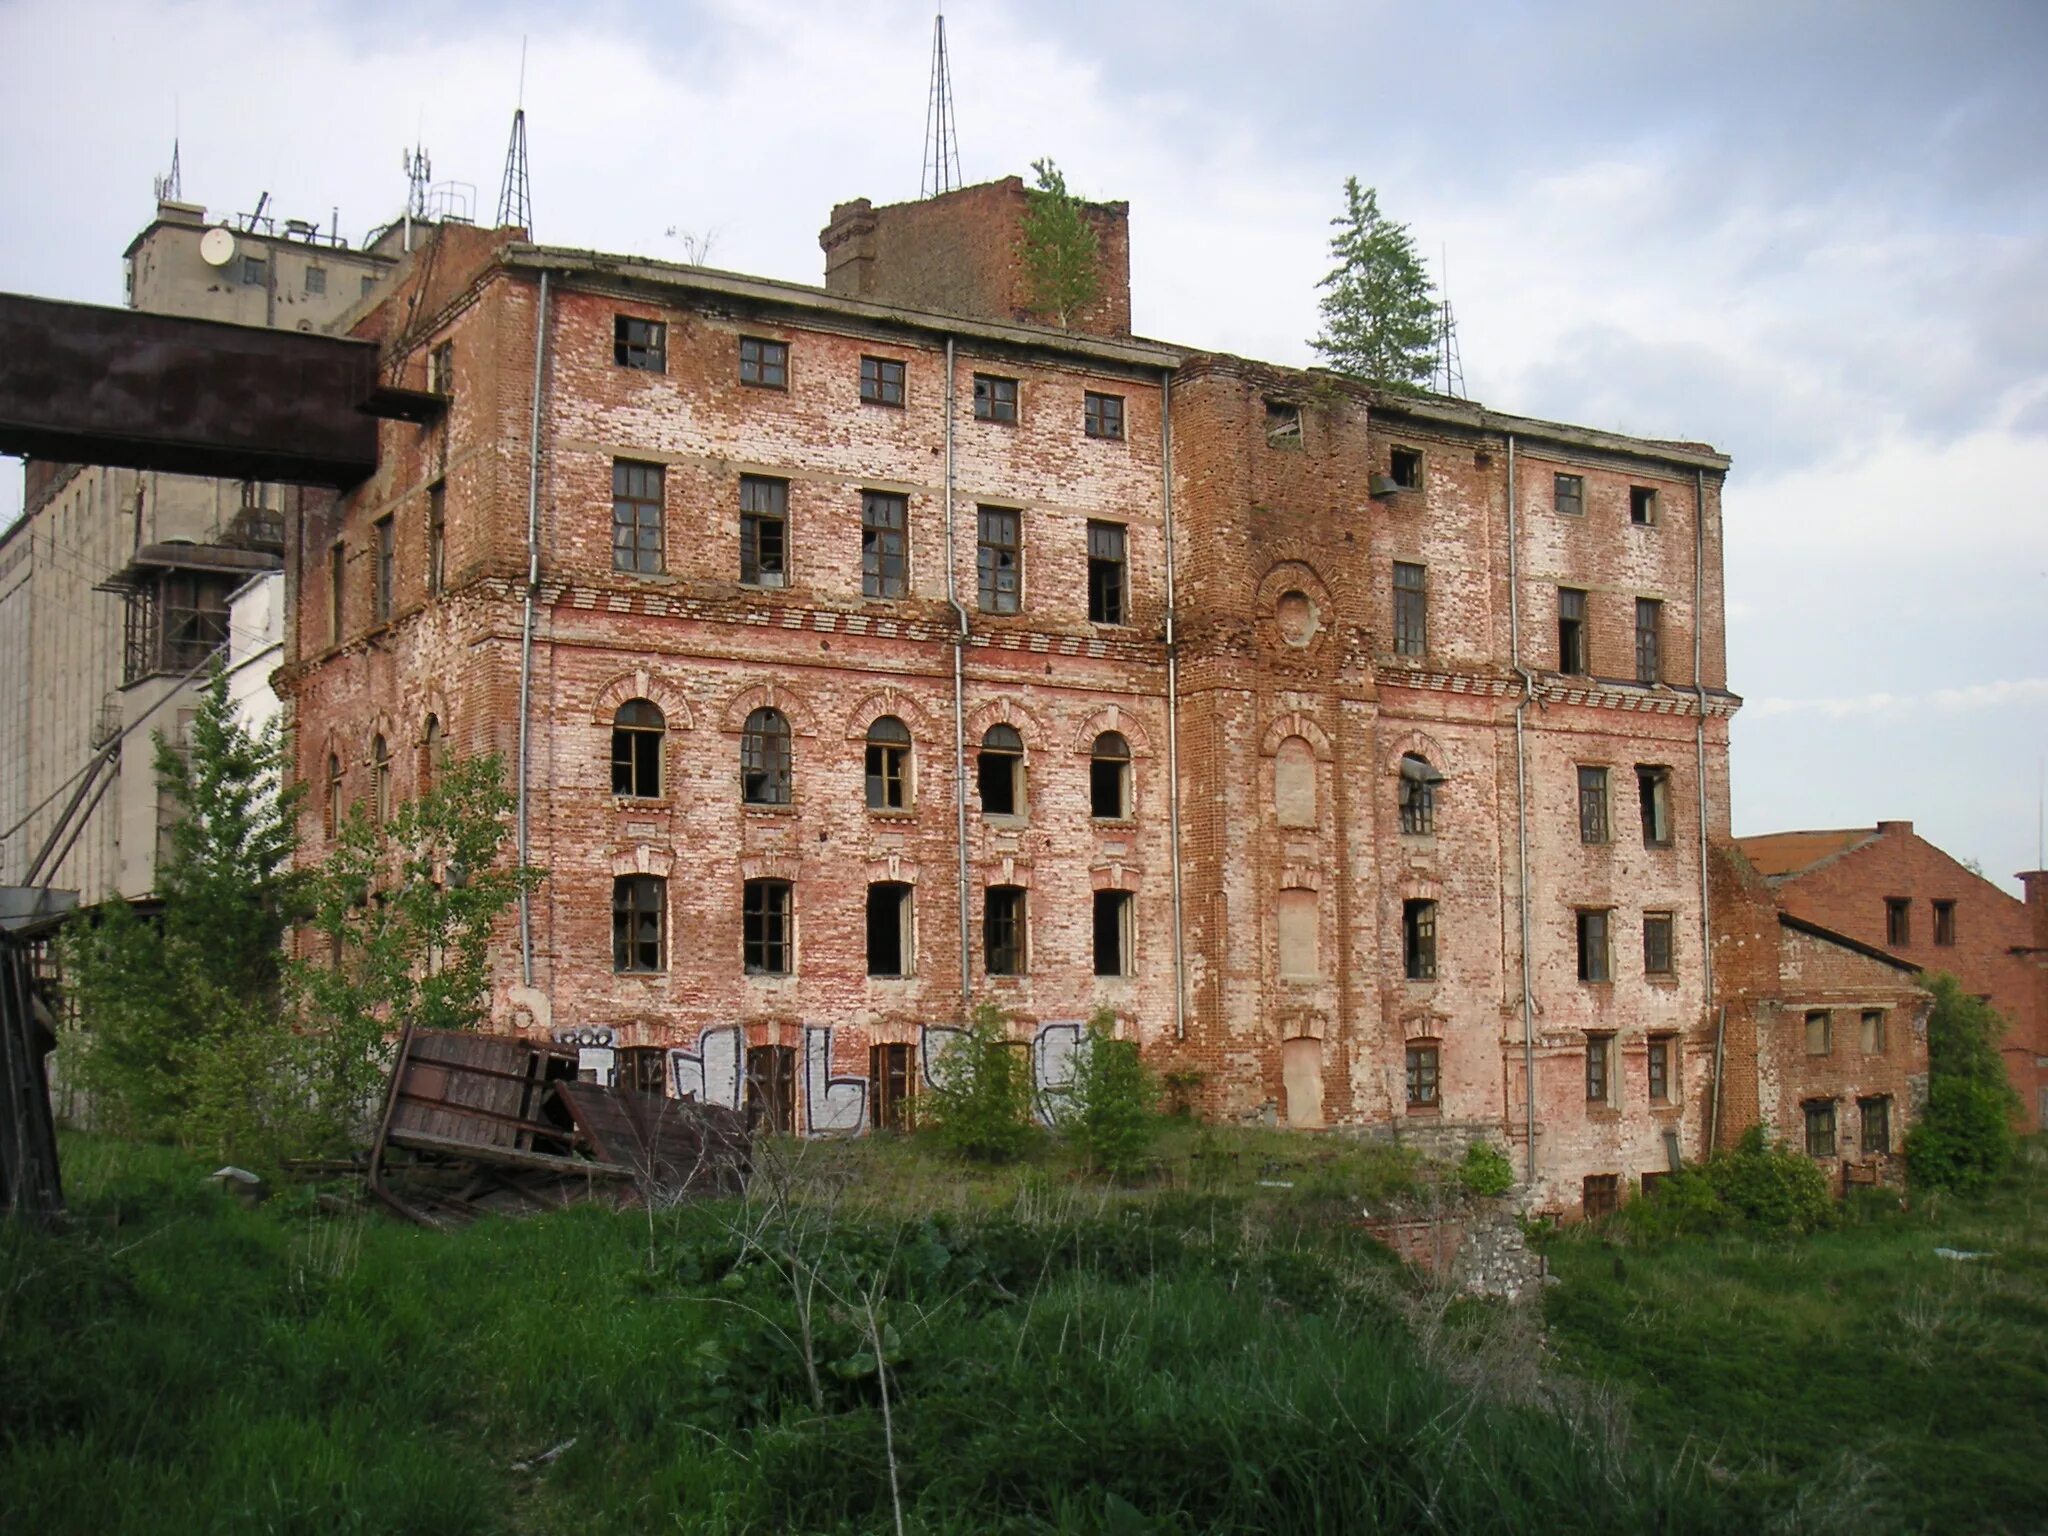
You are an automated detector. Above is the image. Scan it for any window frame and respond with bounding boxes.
[984,885,1027,976]
[740,708,793,806]
[1647,1036,1672,1104]
[861,490,909,599]
[1402,898,1438,982]
[328,542,345,645]
[859,354,907,407]
[426,480,446,597]
[1643,912,1675,976]
[1558,587,1588,675]
[743,878,794,975]
[1577,765,1610,844]
[1398,754,1436,836]
[1585,1035,1612,1103]
[612,874,666,974]
[1860,1009,1887,1055]
[1392,561,1427,657]
[1859,1095,1891,1155]
[1933,899,1956,946]
[372,515,395,623]
[866,880,913,978]
[612,459,665,576]
[976,504,1022,614]
[1553,472,1585,517]
[1885,897,1911,946]
[1630,485,1659,525]
[1086,520,1127,625]
[614,315,667,372]
[1805,1009,1833,1057]
[1637,764,1673,847]
[1405,1043,1440,1110]
[1389,446,1423,490]
[1577,908,1612,983]
[977,724,1025,819]
[610,699,665,800]
[972,373,1018,424]
[1083,391,1126,441]
[738,336,789,389]
[864,716,912,812]
[739,475,789,588]
[1089,732,1133,821]
[1092,888,1134,977]
[1635,598,1663,685]
[1804,1099,1837,1159]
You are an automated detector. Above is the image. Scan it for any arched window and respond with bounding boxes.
[741,708,792,805]
[421,714,442,794]
[1399,753,1443,836]
[1274,735,1316,827]
[325,753,343,838]
[977,724,1024,818]
[1089,731,1131,820]
[865,715,911,810]
[612,699,665,799]
[370,735,392,826]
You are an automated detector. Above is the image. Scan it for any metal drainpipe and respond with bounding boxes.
[945,338,971,1013]
[1692,466,1716,1151]
[515,269,550,987]
[1505,433,1539,1182]
[1162,370,1187,1042]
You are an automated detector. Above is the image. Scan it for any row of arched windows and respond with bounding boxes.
[323,715,443,838]
[609,702,1135,819]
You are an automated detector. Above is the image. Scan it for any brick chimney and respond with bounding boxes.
[2021,871,2048,947]
[819,175,1132,337]
[1876,820,1914,837]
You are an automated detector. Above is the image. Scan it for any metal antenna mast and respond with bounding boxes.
[496,38,533,234]
[1435,246,1467,399]
[920,8,962,198]
[154,135,182,203]
[403,141,433,222]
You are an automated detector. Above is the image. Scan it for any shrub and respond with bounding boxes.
[918,1003,1039,1163]
[1908,973,2019,1193]
[1065,1008,1161,1182]
[1704,1126,1833,1233]
[1619,1166,1728,1241]
[1457,1140,1515,1198]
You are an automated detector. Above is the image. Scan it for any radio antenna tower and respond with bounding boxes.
[403,141,433,222]
[920,7,962,198]
[1434,246,1467,399]
[496,38,534,234]
[153,136,182,203]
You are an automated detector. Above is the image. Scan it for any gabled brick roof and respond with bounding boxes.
[1732,829,1876,879]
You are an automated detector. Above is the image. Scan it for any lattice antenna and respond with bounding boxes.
[920,7,962,198]
[153,135,182,203]
[403,141,433,222]
[1434,246,1467,400]
[496,39,533,234]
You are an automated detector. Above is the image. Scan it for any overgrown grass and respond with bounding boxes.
[1543,1138,2048,1533]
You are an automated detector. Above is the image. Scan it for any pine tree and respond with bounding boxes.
[1018,158,1101,328]
[1309,178,1438,392]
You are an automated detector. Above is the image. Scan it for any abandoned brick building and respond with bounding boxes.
[282,174,1749,1211]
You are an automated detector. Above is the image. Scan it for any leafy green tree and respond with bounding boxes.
[61,661,305,1158]
[1309,177,1438,392]
[1908,973,2019,1193]
[919,1003,1039,1163]
[1018,157,1101,328]
[1064,1008,1160,1182]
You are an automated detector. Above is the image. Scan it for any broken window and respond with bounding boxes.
[1647,1036,1672,1103]
[428,340,454,396]
[977,724,1024,817]
[741,707,792,805]
[1399,753,1438,835]
[611,699,664,799]
[1861,1009,1886,1055]
[739,336,787,389]
[370,735,392,825]
[1635,598,1662,685]
[1805,1009,1832,1057]
[615,315,666,371]
[1885,897,1911,946]
[1859,1096,1891,1155]
[1393,561,1427,656]
[977,505,1021,614]
[1558,587,1587,674]
[861,490,908,598]
[870,1043,917,1131]
[865,716,911,811]
[613,459,665,575]
[1643,912,1674,976]
[1087,521,1127,624]
[427,481,446,596]
[1578,766,1610,844]
[973,373,1018,423]
[867,881,912,977]
[1406,1044,1440,1109]
[1090,732,1131,820]
[1084,391,1125,441]
[373,515,395,622]
[740,475,788,587]
[329,542,345,644]
[1554,472,1584,517]
[1403,898,1437,981]
[743,879,793,974]
[1637,765,1673,846]
[1582,1173,1619,1218]
[612,875,665,973]
[325,753,343,838]
[1265,399,1302,448]
[1630,485,1658,525]
[1093,889,1133,977]
[984,885,1027,975]
[1585,1036,1612,1103]
[859,355,906,406]
[158,573,231,671]
[1390,446,1423,490]
[1577,909,1611,983]
[1276,888,1318,978]
[746,1045,796,1134]
[1804,1099,1837,1158]
[1933,899,1956,946]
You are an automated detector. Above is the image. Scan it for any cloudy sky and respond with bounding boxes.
[3,0,2044,891]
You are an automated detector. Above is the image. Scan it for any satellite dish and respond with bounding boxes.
[199,227,236,267]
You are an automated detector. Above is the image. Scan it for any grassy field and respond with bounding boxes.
[3,1129,2044,1533]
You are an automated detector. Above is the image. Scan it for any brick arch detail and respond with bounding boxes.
[978,856,1033,890]
[416,687,452,744]
[1253,557,1333,613]
[721,681,815,736]
[592,669,695,730]
[1260,712,1334,761]
[740,853,802,883]
[1068,704,1155,757]
[1386,728,1449,775]
[965,695,1047,746]
[612,846,675,878]
[362,712,398,766]
[843,687,940,741]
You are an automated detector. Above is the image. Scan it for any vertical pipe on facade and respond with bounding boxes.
[515,269,550,987]
[1693,466,1716,1149]
[1161,370,1187,1041]
[1505,433,1538,1183]
[944,339,971,1012]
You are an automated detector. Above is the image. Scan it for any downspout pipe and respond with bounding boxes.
[945,339,971,1014]
[1505,433,1539,1183]
[1693,467,1717,1150]
[1162,370,1188,1042]
[516,269,550,987]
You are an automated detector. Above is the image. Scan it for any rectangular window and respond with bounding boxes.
[1885,897,1910,946]
[1861,1009,1886,1055]
[1084,391,1125,441]
[739,476,788,588]
[1933,899,1956,946]
[859,355,906,406]
[870,1043,917,1131]
[1578,766,1610,844]
[743,879,793,975]
[977,505,1021,614]
[1390,446,1423,489]
[866,882,912,977]
[1087,521,1127,624]
[1647,1037,1671,1103]
[360,273,376,298]
[1635,598,1662,684]
[973,373,1018,423]
[372,516,395,622]
[427,481,446,596]
[1859,1096,1891,1155]
[428,340,454,396]
[984,886,1026,976]
[1637,765,1673,846]
[1403,898,1438,981]
[866,726,909,811]
[861,491,908,598]
[612,875,665,973]
[978,735,1022,817]
[1406,1044,1440,1109]
[1804,1100,1837,1158]
[240,254,265,285]
[1093,889,1134,977]
[304,266,327,296]
[615,315,667,371]
[1577,909,1611,983]
[1643,912,1674,976]
[1554,472,1584,516]
[1582,1173,1620,1217]
[739,336,788,388]
[1265,399,1302,448]
[1276,888,1318,978]
[1585,1036,1611,1102]
[1805,1009,1832,1056]
[613,459,665,574]
[1630,485,1658,525]
[1558,588,1587,674]
[328,542,345,643]
[1392,561,1427,656]
[746,1045,796,1135]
